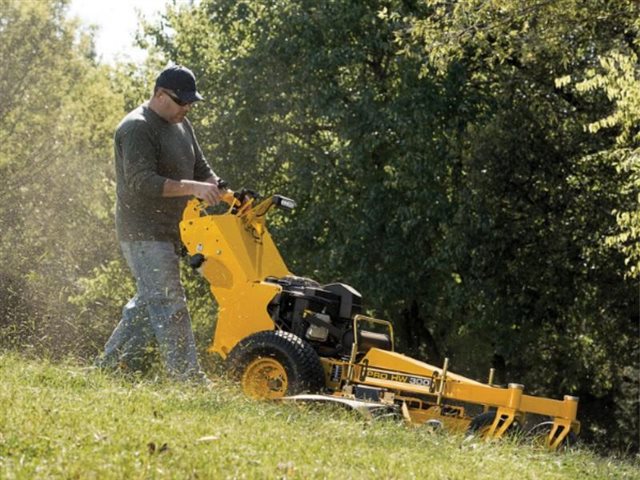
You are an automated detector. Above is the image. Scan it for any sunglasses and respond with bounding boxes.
[162,89,191,107]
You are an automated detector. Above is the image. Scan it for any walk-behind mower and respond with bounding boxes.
[179,187,580,450]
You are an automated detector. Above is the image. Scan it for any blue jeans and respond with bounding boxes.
[97,241,206,382]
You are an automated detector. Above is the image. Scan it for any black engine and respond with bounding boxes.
[265,275,362,357]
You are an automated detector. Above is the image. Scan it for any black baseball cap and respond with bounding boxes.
[155,65,204,103]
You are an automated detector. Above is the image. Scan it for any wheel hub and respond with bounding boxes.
[241,357,288,399]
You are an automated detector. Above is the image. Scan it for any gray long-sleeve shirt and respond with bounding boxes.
[114,103,214,242]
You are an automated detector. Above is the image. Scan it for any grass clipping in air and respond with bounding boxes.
[0,353,637,479]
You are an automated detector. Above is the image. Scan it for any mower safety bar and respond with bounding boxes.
[347,314,395,382]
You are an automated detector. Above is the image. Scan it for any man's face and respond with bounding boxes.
[158,88,193,123]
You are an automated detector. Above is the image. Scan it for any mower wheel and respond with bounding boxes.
[226,330,325,399]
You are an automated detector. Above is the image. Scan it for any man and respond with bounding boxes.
[96,65,220,384]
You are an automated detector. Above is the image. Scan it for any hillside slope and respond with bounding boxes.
[0,354,637,479]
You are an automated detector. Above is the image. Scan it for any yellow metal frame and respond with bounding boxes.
[180,191,580,449]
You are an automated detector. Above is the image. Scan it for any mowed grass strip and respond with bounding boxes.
[0,353,638,479]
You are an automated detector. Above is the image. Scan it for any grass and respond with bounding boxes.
[1,353,638,479]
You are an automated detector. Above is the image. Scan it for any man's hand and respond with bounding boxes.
[163,179,222,205]
[189,181,222,205]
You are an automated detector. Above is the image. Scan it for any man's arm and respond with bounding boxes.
[203,175,220,184]
[162,178,221,206]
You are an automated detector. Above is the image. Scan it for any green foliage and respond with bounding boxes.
[403,0,640,451]
[2,354,639,479]
[574,51,640,279]
[0,0,124,354]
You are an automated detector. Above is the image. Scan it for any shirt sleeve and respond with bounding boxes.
[118,121,167,197]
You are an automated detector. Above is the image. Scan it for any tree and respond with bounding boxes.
[0,0,125,355]
[402,0,639,451]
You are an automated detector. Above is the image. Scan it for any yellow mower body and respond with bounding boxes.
[182,195,289,356]
[180,192,580,450]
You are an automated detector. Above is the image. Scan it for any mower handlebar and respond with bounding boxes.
[188,179,295,222]
[215,182,296,215]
